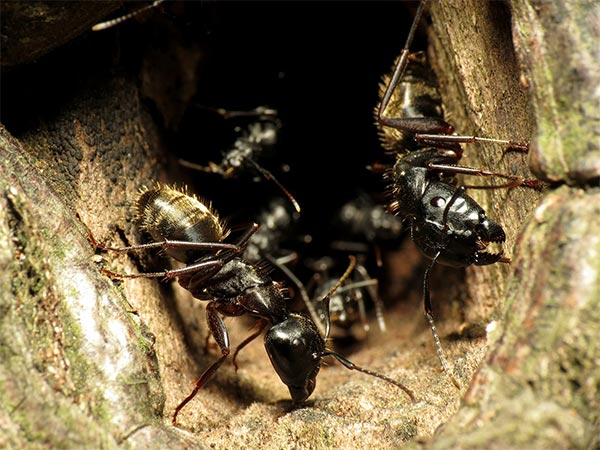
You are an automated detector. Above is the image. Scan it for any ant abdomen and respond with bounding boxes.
[377,52,452,154]
[137,184,229,263]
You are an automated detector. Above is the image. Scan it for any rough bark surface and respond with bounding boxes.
[0,1,596,449]
[419,1,600,449]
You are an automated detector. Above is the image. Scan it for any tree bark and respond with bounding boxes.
[418,1,600,449]
[0,1,596,449]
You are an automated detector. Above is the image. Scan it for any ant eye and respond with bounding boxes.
[430,196,446,208]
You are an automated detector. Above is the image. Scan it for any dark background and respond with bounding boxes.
[2,1,421,260]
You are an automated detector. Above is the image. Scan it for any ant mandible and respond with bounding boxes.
[91,184,415,425]
[375,0,541,388]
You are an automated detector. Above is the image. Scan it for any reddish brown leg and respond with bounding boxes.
[172,302,231,426]
[231,319,269,371]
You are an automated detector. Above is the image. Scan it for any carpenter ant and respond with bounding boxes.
[302,255,385,342]
[330,190,404,268]
[238,196,388,341]
[92,183,415,425]
[334,191,404,246]
[94,7,300,213]
[241,195,300,266]
[375,0,540,387]
[179,106,301,214]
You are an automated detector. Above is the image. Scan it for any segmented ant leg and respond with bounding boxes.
[178,159,227,175]
[94,239,240,254]
[355,262,386,333]
[233,223,261,249]
[102,259,224,280]
[321,255,357,341]
[314,257,415,402]
[415,134,529,151]
[173,302,231,426]
[378,0,430,123]
[337,280,371,334]
[88,229,238,255]
[423,252,461,389]
[321,351,416,403]
[92,0,165,31]
[333,279,380,334]
[231,319,269,372]
[427,163,542,190]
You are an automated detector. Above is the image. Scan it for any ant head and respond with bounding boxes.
[264,313,325,403]
[414,181,506,267]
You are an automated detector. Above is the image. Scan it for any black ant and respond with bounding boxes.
[178,106,301,215]
[241,196,300,266]
[330,190,404,268]
[333,191,404,246]
[91,183,415,425]
[376,0,541,387]
[238,196,387,342]
[94,9,300,215]
[302,255,385,343]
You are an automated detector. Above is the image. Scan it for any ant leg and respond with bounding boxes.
[102,259,224,280]
[172,302,231,425]
[262,253,326,335]
[339,280,370,335]
[94,239,240,254]
[427,163,541,190]
[321,256,357,341]
[233,223,261,249]
[355,262,386,333]
[92,0,165,31]
[231,319,269,371]
[423,253,461,389]
[321,351,415,403]
[415,133,529,151]
[378,0,430,123]
[178,159,227,175]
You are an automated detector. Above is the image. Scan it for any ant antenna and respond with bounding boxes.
[179,156,301,215]
[321,255,357,341]
[262,252,326,336]
[320,350,416,403]
[242,157,302,215]
[423,252,461,389]
[318,256,416,402]
[92,0,165,31]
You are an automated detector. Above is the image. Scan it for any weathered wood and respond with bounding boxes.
[1,1,595,448]
[418,1,600,448]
